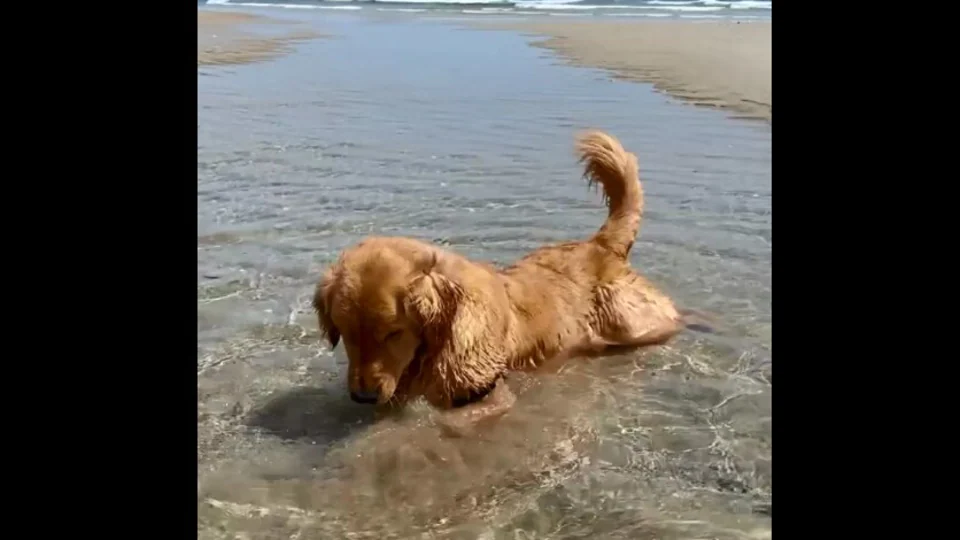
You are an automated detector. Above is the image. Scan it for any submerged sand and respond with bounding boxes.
[197,10,319,67]
[486,21,771,122]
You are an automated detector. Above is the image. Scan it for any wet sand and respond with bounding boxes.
[484,20,771,122]
[198,10,318,67]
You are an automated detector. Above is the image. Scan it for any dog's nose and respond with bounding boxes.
[350,390,379,404]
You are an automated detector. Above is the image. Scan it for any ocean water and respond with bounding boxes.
[200,0,773,20]
[198,8,771,540]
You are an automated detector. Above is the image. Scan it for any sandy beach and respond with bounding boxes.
[197,11,318,67]
[485,21,771,122]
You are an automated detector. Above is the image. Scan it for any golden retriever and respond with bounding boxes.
[313,130,685,429]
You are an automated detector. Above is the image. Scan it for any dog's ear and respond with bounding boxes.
[312,267,340,349]
[404,251,508,409]
[404,251,463,331]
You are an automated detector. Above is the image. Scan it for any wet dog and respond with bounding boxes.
[313,131,687,430]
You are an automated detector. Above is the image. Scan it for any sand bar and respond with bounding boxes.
[485,21,771,122]
[198,10,319,67]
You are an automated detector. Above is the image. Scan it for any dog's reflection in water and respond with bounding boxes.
[195,370,609,536]
[282,373,601,529]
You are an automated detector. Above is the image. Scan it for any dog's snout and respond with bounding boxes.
[350,390,380,404]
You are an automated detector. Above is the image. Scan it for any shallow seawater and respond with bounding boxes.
[198,10,771,540]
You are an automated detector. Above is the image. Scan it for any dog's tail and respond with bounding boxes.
[576,130,643,258]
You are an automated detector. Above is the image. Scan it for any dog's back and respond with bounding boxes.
[497,131,656,369]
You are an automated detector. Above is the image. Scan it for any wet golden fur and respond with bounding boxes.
[313,131,683,416]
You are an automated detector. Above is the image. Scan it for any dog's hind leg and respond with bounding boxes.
[592,272,684,348]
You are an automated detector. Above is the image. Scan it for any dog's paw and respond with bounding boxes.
[435,380,517,438]
[437,417,476,439]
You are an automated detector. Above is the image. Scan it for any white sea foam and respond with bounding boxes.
[644,5,727,11]
[521,0,582,4]
[461,7,518,13]
[702,0,772,9]
[730,1,771,10]
[376,0,513,4]
[203,0,772,15]
[605,12,674,17]
[213,2,364,9]
[516,3,725,11]
[515,3,634,9]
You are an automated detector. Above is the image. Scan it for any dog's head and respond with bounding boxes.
[313,238,498,406]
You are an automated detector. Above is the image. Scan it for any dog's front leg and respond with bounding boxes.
[373,374,417,421]
[373,391,413,421]
[436,379,517,438]
[373,401,404,421]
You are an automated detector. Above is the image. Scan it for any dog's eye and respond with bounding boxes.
[384,329,403,342]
